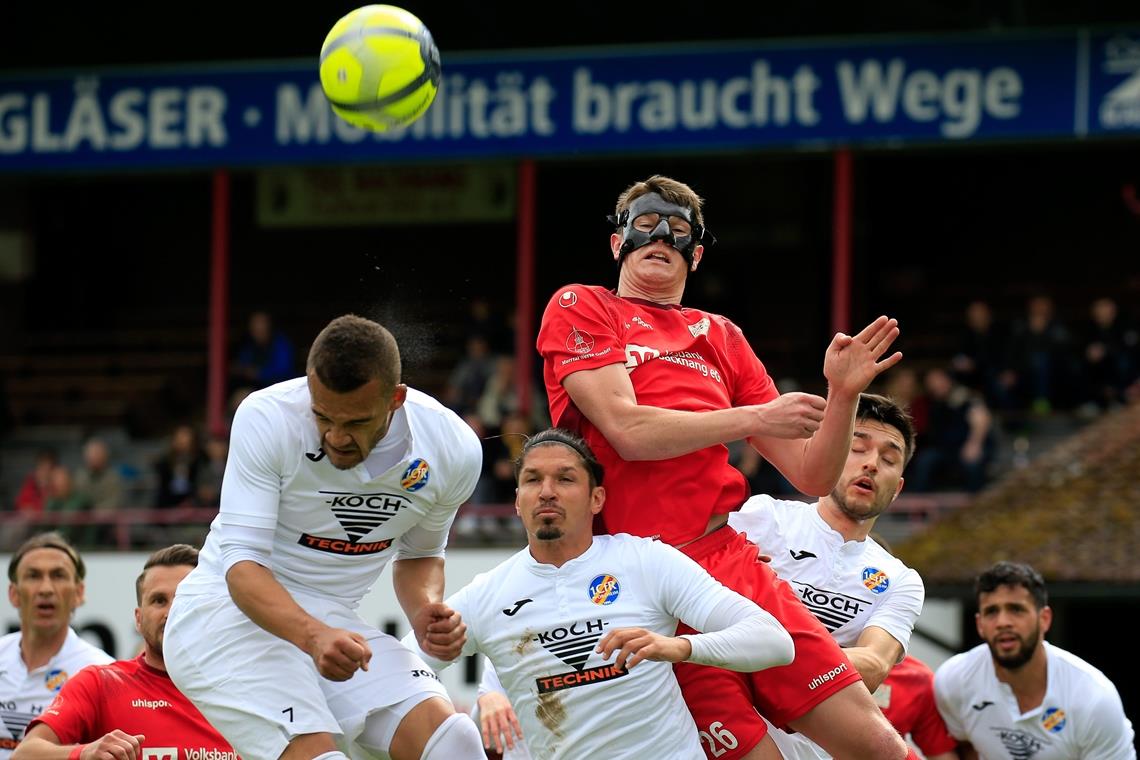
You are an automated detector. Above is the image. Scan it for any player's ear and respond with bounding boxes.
[135,606,143,634]
[590,485,605,515]
[515,489,522,517]
[610,234,623,261]
[690,245,704,271]
[1039,605,1053,636]
[388,384,408,411]
[892,477,905,501]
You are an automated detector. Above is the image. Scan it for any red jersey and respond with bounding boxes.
[875,655,958,757]
[538,285,778,545]
[28,655,237,758]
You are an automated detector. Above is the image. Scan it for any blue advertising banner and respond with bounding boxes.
[0,29,1137,171]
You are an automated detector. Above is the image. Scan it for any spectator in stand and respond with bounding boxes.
[908,367,994,493]
[13,450,58,515]
[443,334,496,417]
[73,438,123,512]
[1076,296,1139,416]
[194,435,228,509]
[1002,294,1075,413]
[951,300,1009,410]
[43,466,95,546]
[154,425,206,508]
[476,356,550,433]
[231,310,296,390]
[882,367,929,435]
[465,297,514,356]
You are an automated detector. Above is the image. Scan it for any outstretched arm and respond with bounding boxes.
[752,316,902,496]
[563,363,826,461]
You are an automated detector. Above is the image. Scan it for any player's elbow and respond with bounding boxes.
[598,427,652,461]
[787,474,837,498]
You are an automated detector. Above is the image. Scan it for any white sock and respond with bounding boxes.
[419,713,483,759]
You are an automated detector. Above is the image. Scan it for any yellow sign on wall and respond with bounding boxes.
[256,164,517,226]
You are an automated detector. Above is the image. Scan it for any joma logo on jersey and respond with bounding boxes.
[535,619,609,671]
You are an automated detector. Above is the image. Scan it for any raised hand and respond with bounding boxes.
[823,316,903,398]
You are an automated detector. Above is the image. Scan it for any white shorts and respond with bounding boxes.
[164,590,450,759]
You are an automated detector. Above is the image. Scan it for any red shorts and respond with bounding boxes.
[674,526,862,758]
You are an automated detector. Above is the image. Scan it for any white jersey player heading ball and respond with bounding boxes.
[164,314,486,760]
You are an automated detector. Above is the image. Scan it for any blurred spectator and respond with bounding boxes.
[466,297,514,355]
[476,355,550,432]
[43,464,97,546]
[13,449,59,514]
[73,437,124,511]
[154,424,207,508]
[443,334,495,415]
[881,366,929,435]
[908,367,994,492]
[231,310,296,390]
[1002,294,1075,413]
[1076,296,1139,415]
[950,300,1010,408]
[195,435,229,508]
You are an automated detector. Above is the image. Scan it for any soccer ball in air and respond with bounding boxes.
[319,5,441,132]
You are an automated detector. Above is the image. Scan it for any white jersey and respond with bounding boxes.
[729,494,926,760]
[728,494,924,650]
[176,378,482,605]
[406,534,775,760]
[934,641,1136,760]
[0,629,112,757]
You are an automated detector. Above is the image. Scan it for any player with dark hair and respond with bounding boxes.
[935,561,1135,759]
[403,428,795,759]
[164,314,486,760]
[15,545,236,760]
[2,533,111,757]
[537,175,910,759]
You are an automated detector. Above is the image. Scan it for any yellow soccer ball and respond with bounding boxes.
[319,5,441,132]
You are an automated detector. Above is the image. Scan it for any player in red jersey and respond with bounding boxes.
[15,545,236,760]
[877,655,959,760]
[537,175,911,759]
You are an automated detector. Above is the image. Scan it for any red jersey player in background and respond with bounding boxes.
[14,545,236,760]
[537,175,911,760]
[877,655,960,760]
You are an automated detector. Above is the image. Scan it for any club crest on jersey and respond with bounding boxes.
[688,317,710,338]
[401,459,430,492]
[558,290,578,308]
[862,567,890,594]
[566,327,595,355]
[1041,707,1067,733]
[589,574,620,605]
[44,668,68,693]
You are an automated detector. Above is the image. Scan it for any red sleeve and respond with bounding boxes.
[537,286,627,384]
[906,669,959,756]
[723,319,778,406]
[27,665,103,744]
